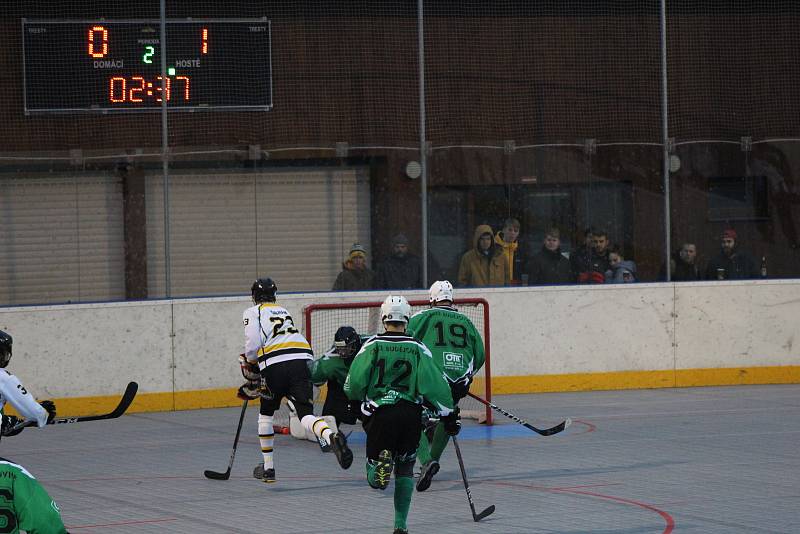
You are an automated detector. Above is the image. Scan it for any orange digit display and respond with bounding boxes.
[155,76,172,102]
[109,77,126,102]
[175,76,190,100]
[24,20,271,112]
[128,77,145,102]
[88,26,108,58]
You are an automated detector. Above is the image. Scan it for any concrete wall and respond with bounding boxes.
[1,280,798,414]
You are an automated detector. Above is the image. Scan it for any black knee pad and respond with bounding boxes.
[287,395,314,419]
[394,455,416,478]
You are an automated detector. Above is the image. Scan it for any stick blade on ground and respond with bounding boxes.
[474,505,495,522]
[203,469,231,480]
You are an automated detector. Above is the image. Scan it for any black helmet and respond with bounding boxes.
[251,278,277,304]
[0,330,12,368]
[334,326,362,358]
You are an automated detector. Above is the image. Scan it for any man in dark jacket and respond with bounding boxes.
[332,243,376,290]
[660,242,703,281]
[527,227,573,285]
[376,234,423,289]
[575,228,611,284]
[705,229,758,280]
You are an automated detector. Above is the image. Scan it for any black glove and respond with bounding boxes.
[1,415,24,437]
[236,380,261,401]
[39,400,56,423]
[449,375,473,402]
[238,354,261,381]
[441,408,461,436]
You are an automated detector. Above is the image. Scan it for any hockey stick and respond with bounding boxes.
[452,436,495,522]
[467,392,571,437]
[1,381,139,437]
[204,400,248,480]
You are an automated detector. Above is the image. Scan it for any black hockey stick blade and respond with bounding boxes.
[474,505,496,522]
[467,392,571,437]
[203,467,231,480]
[203,400,248,481]
[2,382,139,436]
[453,436,495,523]
[531,417,572,436]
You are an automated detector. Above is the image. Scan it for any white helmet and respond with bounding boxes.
[429,280,454,304]
[381,295,411,324]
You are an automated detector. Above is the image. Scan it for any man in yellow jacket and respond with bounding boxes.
[457,224,510,287]
[494,217,527,284]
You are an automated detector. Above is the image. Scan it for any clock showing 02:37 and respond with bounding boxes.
[22,18,272,113]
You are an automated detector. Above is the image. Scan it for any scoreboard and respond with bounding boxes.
[22,19,272,113]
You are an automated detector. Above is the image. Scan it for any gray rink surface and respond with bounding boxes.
[2,385,799,533]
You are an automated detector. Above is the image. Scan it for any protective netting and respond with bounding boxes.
[302,299,491,424]
[3,1,800,301]
[6,2,800,155]
[667,2,800,142]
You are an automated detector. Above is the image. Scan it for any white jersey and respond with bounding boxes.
[0,370,48,427]
[243,302,313,370]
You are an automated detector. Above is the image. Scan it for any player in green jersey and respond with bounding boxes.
[344,295,459,534]
[406,280,486,492]
[310,326,370,428]
[0,458,68,533]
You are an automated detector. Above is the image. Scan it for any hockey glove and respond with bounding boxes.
[1,415,24,437]
[449,375,473,402]
[236,380,261,401]
[39,400,56,423]
[238,354,261,381]
[360,400,378,418]
[441,408,461,436]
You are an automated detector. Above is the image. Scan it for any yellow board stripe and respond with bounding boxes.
[261,447,273,453]
[7,365,797,418]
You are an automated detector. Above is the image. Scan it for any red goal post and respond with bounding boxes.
[303,298,492,425]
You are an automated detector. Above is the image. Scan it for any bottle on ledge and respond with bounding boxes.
[760,256,767,278]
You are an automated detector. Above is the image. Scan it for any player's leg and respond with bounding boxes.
[288,360,352,468]
[258,395,279,483]
[364,408,394,490]
[393,401,423,532]
[255,363,287,483]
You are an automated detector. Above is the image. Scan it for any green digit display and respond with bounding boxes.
[142,45,155,64]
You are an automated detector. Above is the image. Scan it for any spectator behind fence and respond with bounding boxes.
[494,218,528,285]
[457,224,510,287]
[333,243,376,290]
[705,229,758,280]
[526,227,573,285]
[576,228,611,284]
[604,245,638,283]
[660,242,703,281]
[569,228,594,281]
[376,233,423,290]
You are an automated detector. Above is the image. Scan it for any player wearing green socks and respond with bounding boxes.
[407,281,486,492]
[345,295,459,533]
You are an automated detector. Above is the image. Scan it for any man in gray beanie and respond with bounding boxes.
[376,234,423,290]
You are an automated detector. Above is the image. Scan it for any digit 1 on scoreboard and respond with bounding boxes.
[201,27,208,54]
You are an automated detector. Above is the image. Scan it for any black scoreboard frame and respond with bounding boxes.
[22,18,273,114]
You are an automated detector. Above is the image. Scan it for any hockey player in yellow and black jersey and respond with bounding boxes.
[240,278,352,483]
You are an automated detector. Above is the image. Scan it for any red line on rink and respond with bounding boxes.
[552,488,675,533]
[67,517,178,530]
[492,481,675,533]
[571,419,597,433]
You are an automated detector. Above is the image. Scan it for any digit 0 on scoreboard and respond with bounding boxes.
[22,18,272,113]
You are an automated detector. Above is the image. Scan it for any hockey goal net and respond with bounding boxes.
[301,298,492,425]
